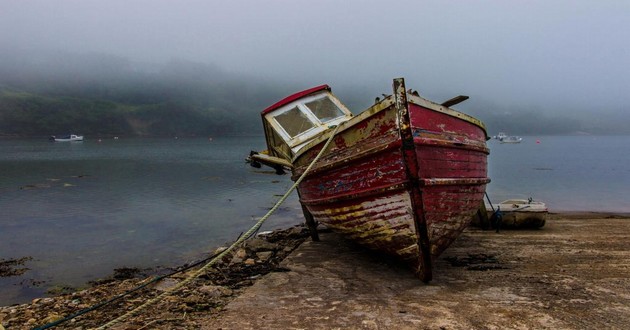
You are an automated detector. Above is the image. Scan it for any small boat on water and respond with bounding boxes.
[493,132,522,143]
[248,78,490,282]
[500,136,522,144]
[49,134,84,142]
[494,132,508,140]
[485,198,548,228]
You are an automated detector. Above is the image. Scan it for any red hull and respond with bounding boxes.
[291,80,489,281]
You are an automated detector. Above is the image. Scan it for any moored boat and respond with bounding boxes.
[493,132,522,143]
[50,134,84,142]
[248,78,490,282]
[485,199,548,228]
[499,136,522,143]
[494,132,507,140]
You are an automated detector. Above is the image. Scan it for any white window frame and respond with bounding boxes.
[265,92,351,148]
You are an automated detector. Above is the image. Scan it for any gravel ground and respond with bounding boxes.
[0,225,311,330]
[1,213,629,329]
[205,213,630,329]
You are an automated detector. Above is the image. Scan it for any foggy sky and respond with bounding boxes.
[2,0,629,113]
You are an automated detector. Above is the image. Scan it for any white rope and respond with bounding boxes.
[96,125,340,329]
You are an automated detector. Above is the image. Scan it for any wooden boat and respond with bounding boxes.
[248,78,490,282]
[486,199,547,228]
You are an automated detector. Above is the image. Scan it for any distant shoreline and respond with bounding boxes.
[0,134,267,139]
[548,211,630,218]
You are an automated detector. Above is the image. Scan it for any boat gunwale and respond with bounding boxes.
[291,92,488,162]
[408,95,488,137]
[419,177,491,186]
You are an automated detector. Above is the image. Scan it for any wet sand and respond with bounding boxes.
[1,213,629,329]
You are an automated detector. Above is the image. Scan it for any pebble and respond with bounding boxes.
[235,248,248,259]
[243,238,278,252]
[42,313,63,323]
[0,224,309,328]
[154,278,180,292]
[199,285,233,298]
[183,294,202,304]
[256,251,273,262]
[230,257,243,264]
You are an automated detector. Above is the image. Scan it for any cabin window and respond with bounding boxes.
[273,106,316,138]
[305,97,345,122]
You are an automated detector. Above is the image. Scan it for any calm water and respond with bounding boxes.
[0,137,302,305]
[486,136,630,212]
[1,135,629,305]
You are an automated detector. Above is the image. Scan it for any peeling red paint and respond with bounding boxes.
[257,78,489,282]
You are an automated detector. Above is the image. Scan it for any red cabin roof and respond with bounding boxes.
[261,84,330,115]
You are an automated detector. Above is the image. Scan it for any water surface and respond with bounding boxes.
[1,135,629,305]
[0,137,300,305]
[486,136,630,212]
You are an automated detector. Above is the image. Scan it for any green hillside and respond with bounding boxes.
[1,51,628,137]
[0,55,280,137]
[0,89,250,137]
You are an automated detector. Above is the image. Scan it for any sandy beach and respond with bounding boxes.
[1,212,629,329]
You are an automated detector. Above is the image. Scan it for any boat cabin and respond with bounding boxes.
[258,85,353,165]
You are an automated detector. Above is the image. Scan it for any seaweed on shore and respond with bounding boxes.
[0,257,33,277]
[0,225,311,329]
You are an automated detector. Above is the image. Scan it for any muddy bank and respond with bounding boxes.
[0,225,311,329]
[206,213,630,329]
[2,213,630,329]
[0,258,33,278]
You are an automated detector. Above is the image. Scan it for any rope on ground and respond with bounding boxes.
[95,125,340,330]
[33,248,224,330]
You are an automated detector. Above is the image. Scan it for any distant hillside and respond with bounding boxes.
[0,89,248,137]
[0,50,628,137]
[0,53,284,137]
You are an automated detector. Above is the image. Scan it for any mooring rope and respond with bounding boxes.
[33,249,224,330]
[484,192,495,213]
[94,125,340,330]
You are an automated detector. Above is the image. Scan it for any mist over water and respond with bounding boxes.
[2,1,630,134]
